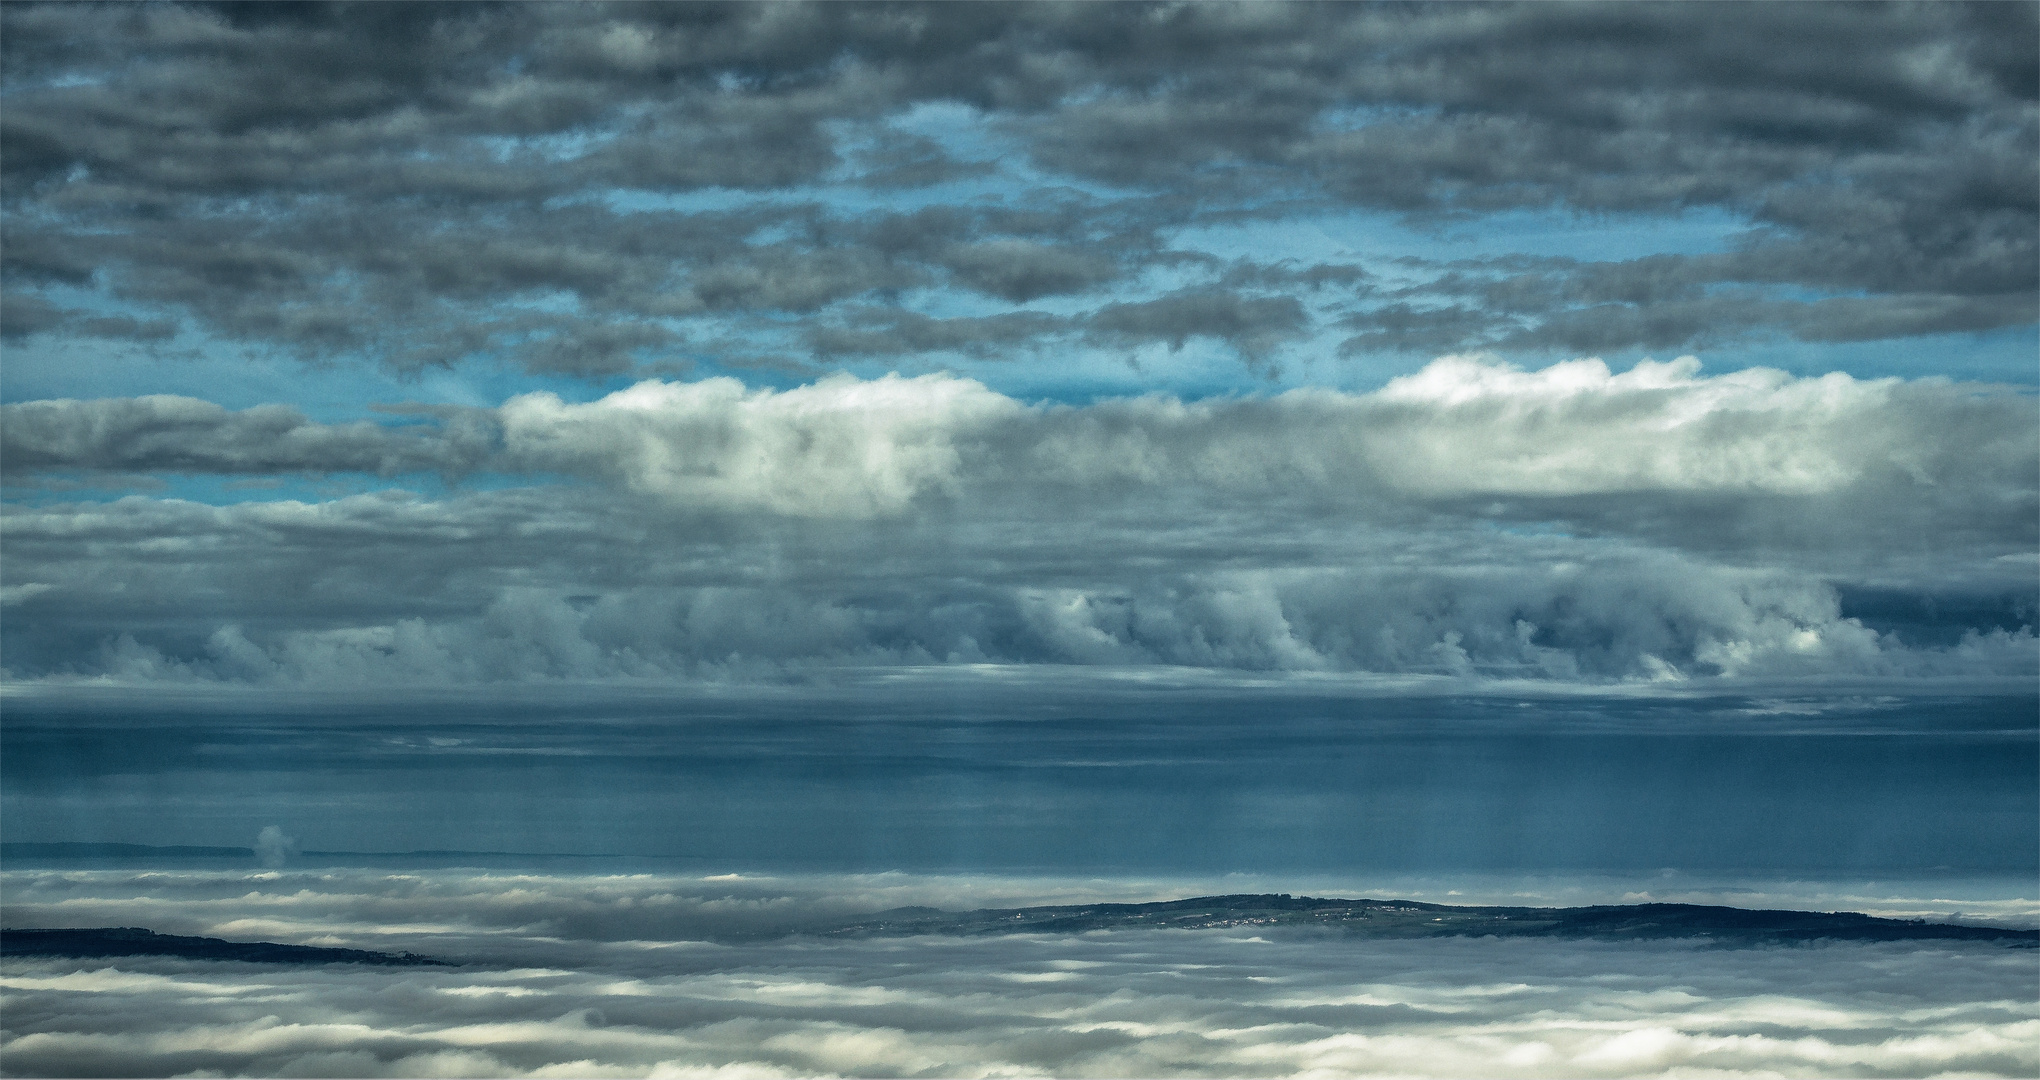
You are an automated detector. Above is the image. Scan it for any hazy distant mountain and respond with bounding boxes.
[821,894,2039,947]
[1,928,450,966]
[7,897,2028,970]
[0,842,615,862]
[2,843,256,860]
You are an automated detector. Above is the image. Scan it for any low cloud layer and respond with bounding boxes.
[2,868,2035,1078]
[4,358,2033,686]
[13,355,2032,514]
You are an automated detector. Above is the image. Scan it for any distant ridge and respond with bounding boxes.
[824,894,2040,947]
[1,842,626,861]
[3,898,2030,965]
[1,927,450,966]
[2,843,254,859]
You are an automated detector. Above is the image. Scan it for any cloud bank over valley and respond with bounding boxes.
[5,357,2033,688]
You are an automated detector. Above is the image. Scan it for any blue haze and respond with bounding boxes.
[6,690,2031,878]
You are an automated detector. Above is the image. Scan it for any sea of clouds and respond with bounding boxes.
[4,867,2035,1078]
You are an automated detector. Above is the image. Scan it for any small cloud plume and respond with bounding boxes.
[253,825,298,868]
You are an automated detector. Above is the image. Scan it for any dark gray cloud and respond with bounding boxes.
[1345,246,2040,357]
[940,239,1120,303]
[807,284,1314,364]
[1085,288,1311,365]
[0,290,62,338]
[2,1,2030,374]
[0,292,175,342]
[1,395,492,476]
[806,307,1066,360]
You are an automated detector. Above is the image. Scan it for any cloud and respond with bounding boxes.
[804,308,1067,360]
[3,358,2032,686]
[939,239,1121,303]
[1,868,2034,1078]
[252,826,296,869]
[35,559,2031,688]
[2,2,2029,375]
[1,395,491,477]
[1083,288,1311,366]
[11,355,2033,522]
[1353,255,2040,357]
[494,372,1020,516]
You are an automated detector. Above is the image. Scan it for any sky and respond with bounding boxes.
[0,1,2036,860]
[2,7,2037,1078]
